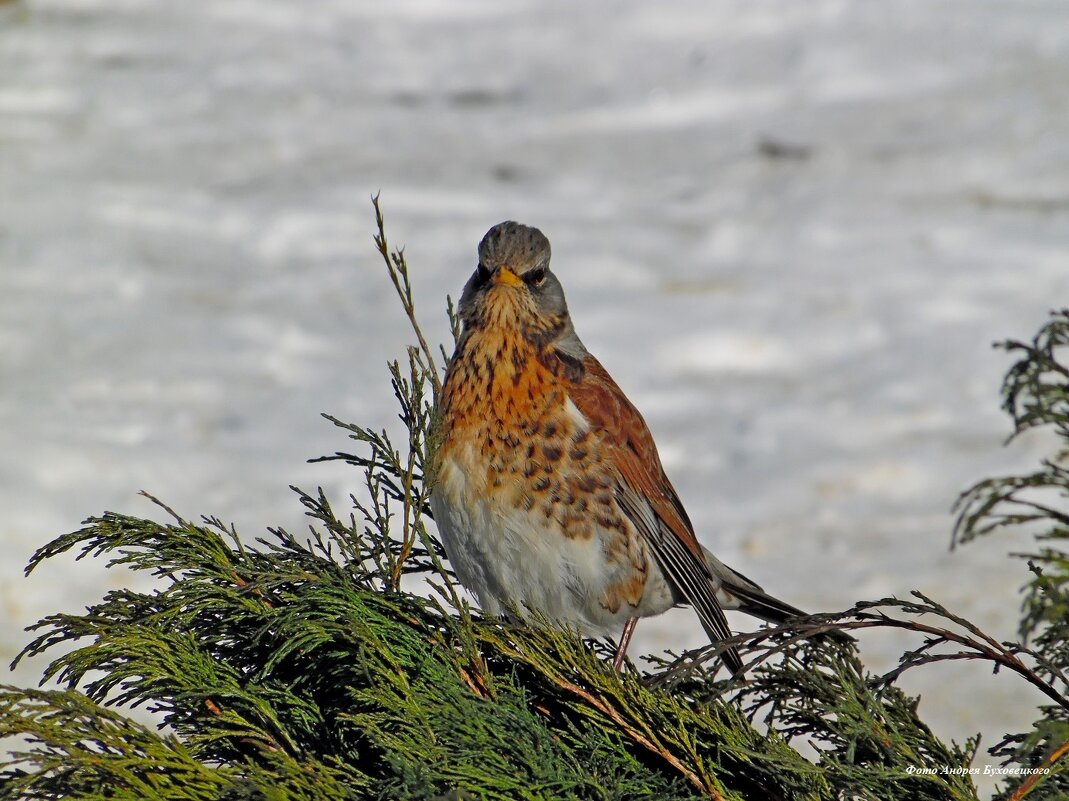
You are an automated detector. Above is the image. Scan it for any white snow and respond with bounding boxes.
[3,0,1068,792]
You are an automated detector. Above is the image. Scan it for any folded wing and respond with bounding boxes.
[565,354,745,674]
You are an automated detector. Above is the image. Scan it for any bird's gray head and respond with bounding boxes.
[458,221,577,344]
[477,220,551,278]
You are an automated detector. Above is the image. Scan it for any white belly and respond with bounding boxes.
[430,449,675,637]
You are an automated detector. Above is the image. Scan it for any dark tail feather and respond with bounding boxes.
[719,638,744,675]
[689,618,743,674]
[727,581,855,644]
[687,589,745,675]
[729,582,806,624]
[701,547,854,643]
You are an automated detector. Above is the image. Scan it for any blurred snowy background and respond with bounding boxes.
[2,0,1068,785]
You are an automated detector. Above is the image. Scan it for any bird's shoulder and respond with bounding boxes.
[559,352,704,559]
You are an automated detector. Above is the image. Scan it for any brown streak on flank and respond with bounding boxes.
[574,475,597,493]
[621,571,646,607]
[596,513,622,531]
[542,445,562,462]
[600,595,622,614]
[601,559,646,610]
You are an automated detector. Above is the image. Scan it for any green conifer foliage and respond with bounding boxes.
[2,205,1066,800]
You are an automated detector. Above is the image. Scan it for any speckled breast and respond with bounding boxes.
[430,325,658,633]
[437,326,609,534]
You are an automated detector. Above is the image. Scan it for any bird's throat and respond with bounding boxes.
[448,326,561,428]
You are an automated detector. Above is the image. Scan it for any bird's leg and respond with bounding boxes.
[612,617,638,672]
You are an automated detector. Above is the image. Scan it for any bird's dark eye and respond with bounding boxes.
[524,267,547,287]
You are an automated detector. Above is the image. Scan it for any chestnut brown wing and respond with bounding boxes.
[566,355,744,674]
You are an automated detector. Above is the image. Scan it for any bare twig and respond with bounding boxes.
[371,194,443,399]
[138,490,185,525]
[652,594,1069,717]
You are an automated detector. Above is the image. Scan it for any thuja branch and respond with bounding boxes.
[371,193,443,399]
[661,593,1069,716]
[997,308,1069,441]
[1007,737,1069,801]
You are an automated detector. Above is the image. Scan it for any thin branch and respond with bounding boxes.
[137,490,186,525]
[548,673,724,800]
[1006,736,1069,801]
[371,193,443,399]
[654,596,1069,718]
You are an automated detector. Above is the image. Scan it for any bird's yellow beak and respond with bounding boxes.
[491,267,524,287]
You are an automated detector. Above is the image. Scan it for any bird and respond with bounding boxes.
[430,221,820,674]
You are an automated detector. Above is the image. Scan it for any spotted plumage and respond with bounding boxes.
[430,221,818,673]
